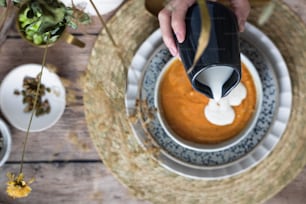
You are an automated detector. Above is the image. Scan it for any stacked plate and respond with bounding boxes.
[125,23,292,180]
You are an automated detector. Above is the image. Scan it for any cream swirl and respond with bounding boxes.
[204,83,247,126]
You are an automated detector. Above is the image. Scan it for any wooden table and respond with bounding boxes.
[0,0,305,203]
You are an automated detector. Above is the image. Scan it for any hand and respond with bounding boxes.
[229,0,250,32]
[158,0,250,56]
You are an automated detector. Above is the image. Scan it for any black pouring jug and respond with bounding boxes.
[176,0,241,101]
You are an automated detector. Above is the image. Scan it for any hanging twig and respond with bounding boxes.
[19,37,50,173]
[88,0,128,76]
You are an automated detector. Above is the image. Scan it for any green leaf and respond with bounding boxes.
[49,26,61,35]
[67,20,77,29]
[17,0,92,38]
[33,33,43,45]
[0,0,7,7]
[65,7,73,15]
[48,34,59,43]
[78,13,91,24]
[13,0,22,4]
[21,0,66,34]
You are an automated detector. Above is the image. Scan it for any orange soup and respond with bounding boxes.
[159,58,257,144]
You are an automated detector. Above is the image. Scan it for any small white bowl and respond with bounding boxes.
[155,54,263,152]
[0,119,11,166]
[0,64,66,132]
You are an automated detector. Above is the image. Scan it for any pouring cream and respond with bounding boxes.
[204,83,247,126]
[195,66,234,101]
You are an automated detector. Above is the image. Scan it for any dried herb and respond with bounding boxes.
[1,0,91,45]
[14,74,51,117]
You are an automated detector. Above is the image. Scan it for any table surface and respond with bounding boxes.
[0,0,306,203]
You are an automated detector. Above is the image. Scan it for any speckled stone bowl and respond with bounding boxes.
[154,53,263,152]
[0,119,11,166]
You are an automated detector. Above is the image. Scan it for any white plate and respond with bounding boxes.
[125,23,292,179]
[61,0,124,15]
[0,64,66,132]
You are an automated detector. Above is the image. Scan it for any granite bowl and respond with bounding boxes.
[0,119,11,166]
[155,54,263,152]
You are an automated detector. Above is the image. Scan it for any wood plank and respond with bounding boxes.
[7,107,100,162]
[0,162,306,204]
[266,166,306,204]
[0,162,148,204]
[0,35,97,74]
[0,35,101,161]
[0,6,17,45]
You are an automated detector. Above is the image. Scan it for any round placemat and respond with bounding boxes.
[84,0,306,203]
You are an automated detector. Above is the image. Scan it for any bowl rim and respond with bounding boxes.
[0,118,11,166]
[154,53,263,152]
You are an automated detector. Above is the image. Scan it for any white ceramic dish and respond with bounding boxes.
[154,54,263,152]
[0,64,66,132]
[125,23,292,179]
[0,119,11,166]
[61,0,124,15]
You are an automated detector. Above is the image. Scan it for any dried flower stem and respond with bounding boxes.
[88,0,128,75]
[258,0,276,26]
[19,40,49,173]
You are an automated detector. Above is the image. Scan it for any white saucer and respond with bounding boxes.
[0,64,66,132]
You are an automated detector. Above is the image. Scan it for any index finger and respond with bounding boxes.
[158,7,178,56]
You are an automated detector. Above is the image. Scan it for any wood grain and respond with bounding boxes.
[0,163,148,204]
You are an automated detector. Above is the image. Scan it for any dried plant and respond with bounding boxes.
[14,74,51,117]
[6,172,34,199]
[5,40,49,199]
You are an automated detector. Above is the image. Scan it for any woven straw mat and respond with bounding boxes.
[84,0,306,203]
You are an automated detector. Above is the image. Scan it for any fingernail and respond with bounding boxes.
[239,24,245,32]
[239,20,245,32]
[177,55,181,61]
[175,32,184,43]
[170,46,178,56]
